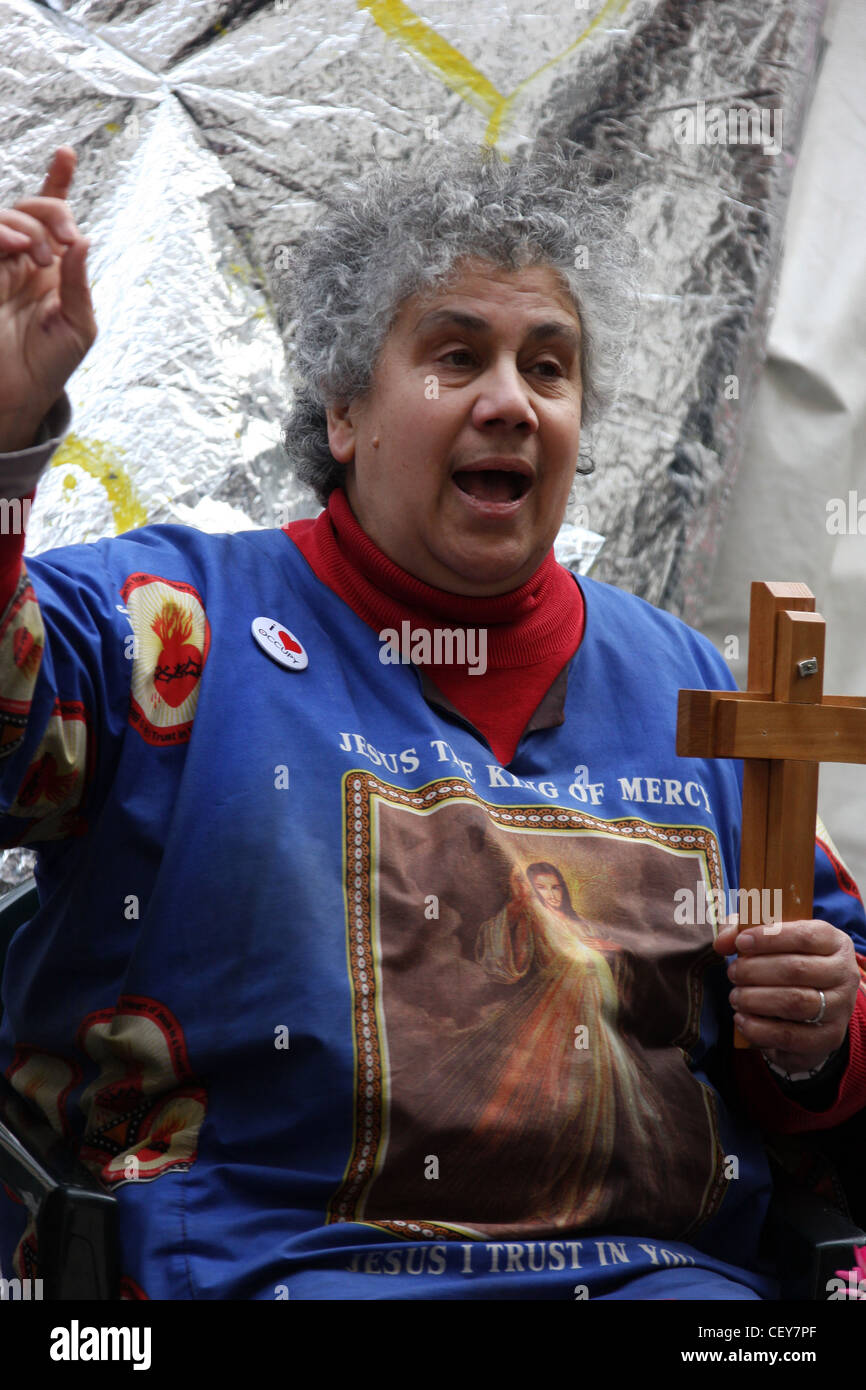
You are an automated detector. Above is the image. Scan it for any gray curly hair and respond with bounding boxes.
[280,141,639,507]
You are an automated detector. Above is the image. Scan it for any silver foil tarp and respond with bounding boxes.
[0,0,826,887]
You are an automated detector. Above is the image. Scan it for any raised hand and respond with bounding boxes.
[0,146,97,451]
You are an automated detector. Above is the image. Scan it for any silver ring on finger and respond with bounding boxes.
[804,988,826,1026]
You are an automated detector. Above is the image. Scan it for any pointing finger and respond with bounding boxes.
[39,146,77,201]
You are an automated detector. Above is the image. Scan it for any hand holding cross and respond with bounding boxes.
[677,582,864,1075]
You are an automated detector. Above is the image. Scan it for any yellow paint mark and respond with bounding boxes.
[104,122,121,135]
[63,475,77,491]
[226,260,276,322]
[359,0,500,115]
[51,434,148,535]
[358,0,630,147]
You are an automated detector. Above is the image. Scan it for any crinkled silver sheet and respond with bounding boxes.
[553,522,605,576]
[0,0,826,887]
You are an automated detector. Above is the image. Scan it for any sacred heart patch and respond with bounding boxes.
[121,573,211,746]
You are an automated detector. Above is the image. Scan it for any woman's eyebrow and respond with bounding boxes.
[413,308,581,350]
[413,308,487,335]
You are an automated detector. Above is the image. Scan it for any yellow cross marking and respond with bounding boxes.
[358,0,630,146]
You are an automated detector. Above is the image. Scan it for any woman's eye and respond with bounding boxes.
[532,360,563,377]
[441,349,475,366]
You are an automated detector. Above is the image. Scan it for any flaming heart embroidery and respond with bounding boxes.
[123,574,210,746]
[152,601,203,709]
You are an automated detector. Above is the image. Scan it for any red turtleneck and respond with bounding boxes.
[282,488,585,766]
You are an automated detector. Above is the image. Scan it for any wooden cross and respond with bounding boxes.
[677,581,866,1047]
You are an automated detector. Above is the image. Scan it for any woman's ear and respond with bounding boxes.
[326,399,356,463]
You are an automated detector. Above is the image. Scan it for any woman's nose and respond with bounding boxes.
[470,360,539,430]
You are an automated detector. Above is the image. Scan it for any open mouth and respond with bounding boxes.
[452,470,531,504]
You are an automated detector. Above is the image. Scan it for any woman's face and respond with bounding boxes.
[326,257,584,596]
[531,872,564,910]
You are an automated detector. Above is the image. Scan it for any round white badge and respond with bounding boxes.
[251,617,309,671]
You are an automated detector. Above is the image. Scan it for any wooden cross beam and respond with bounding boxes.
[677,581,866,1048]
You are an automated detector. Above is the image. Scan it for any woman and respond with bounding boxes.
[0,141,862,1301]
